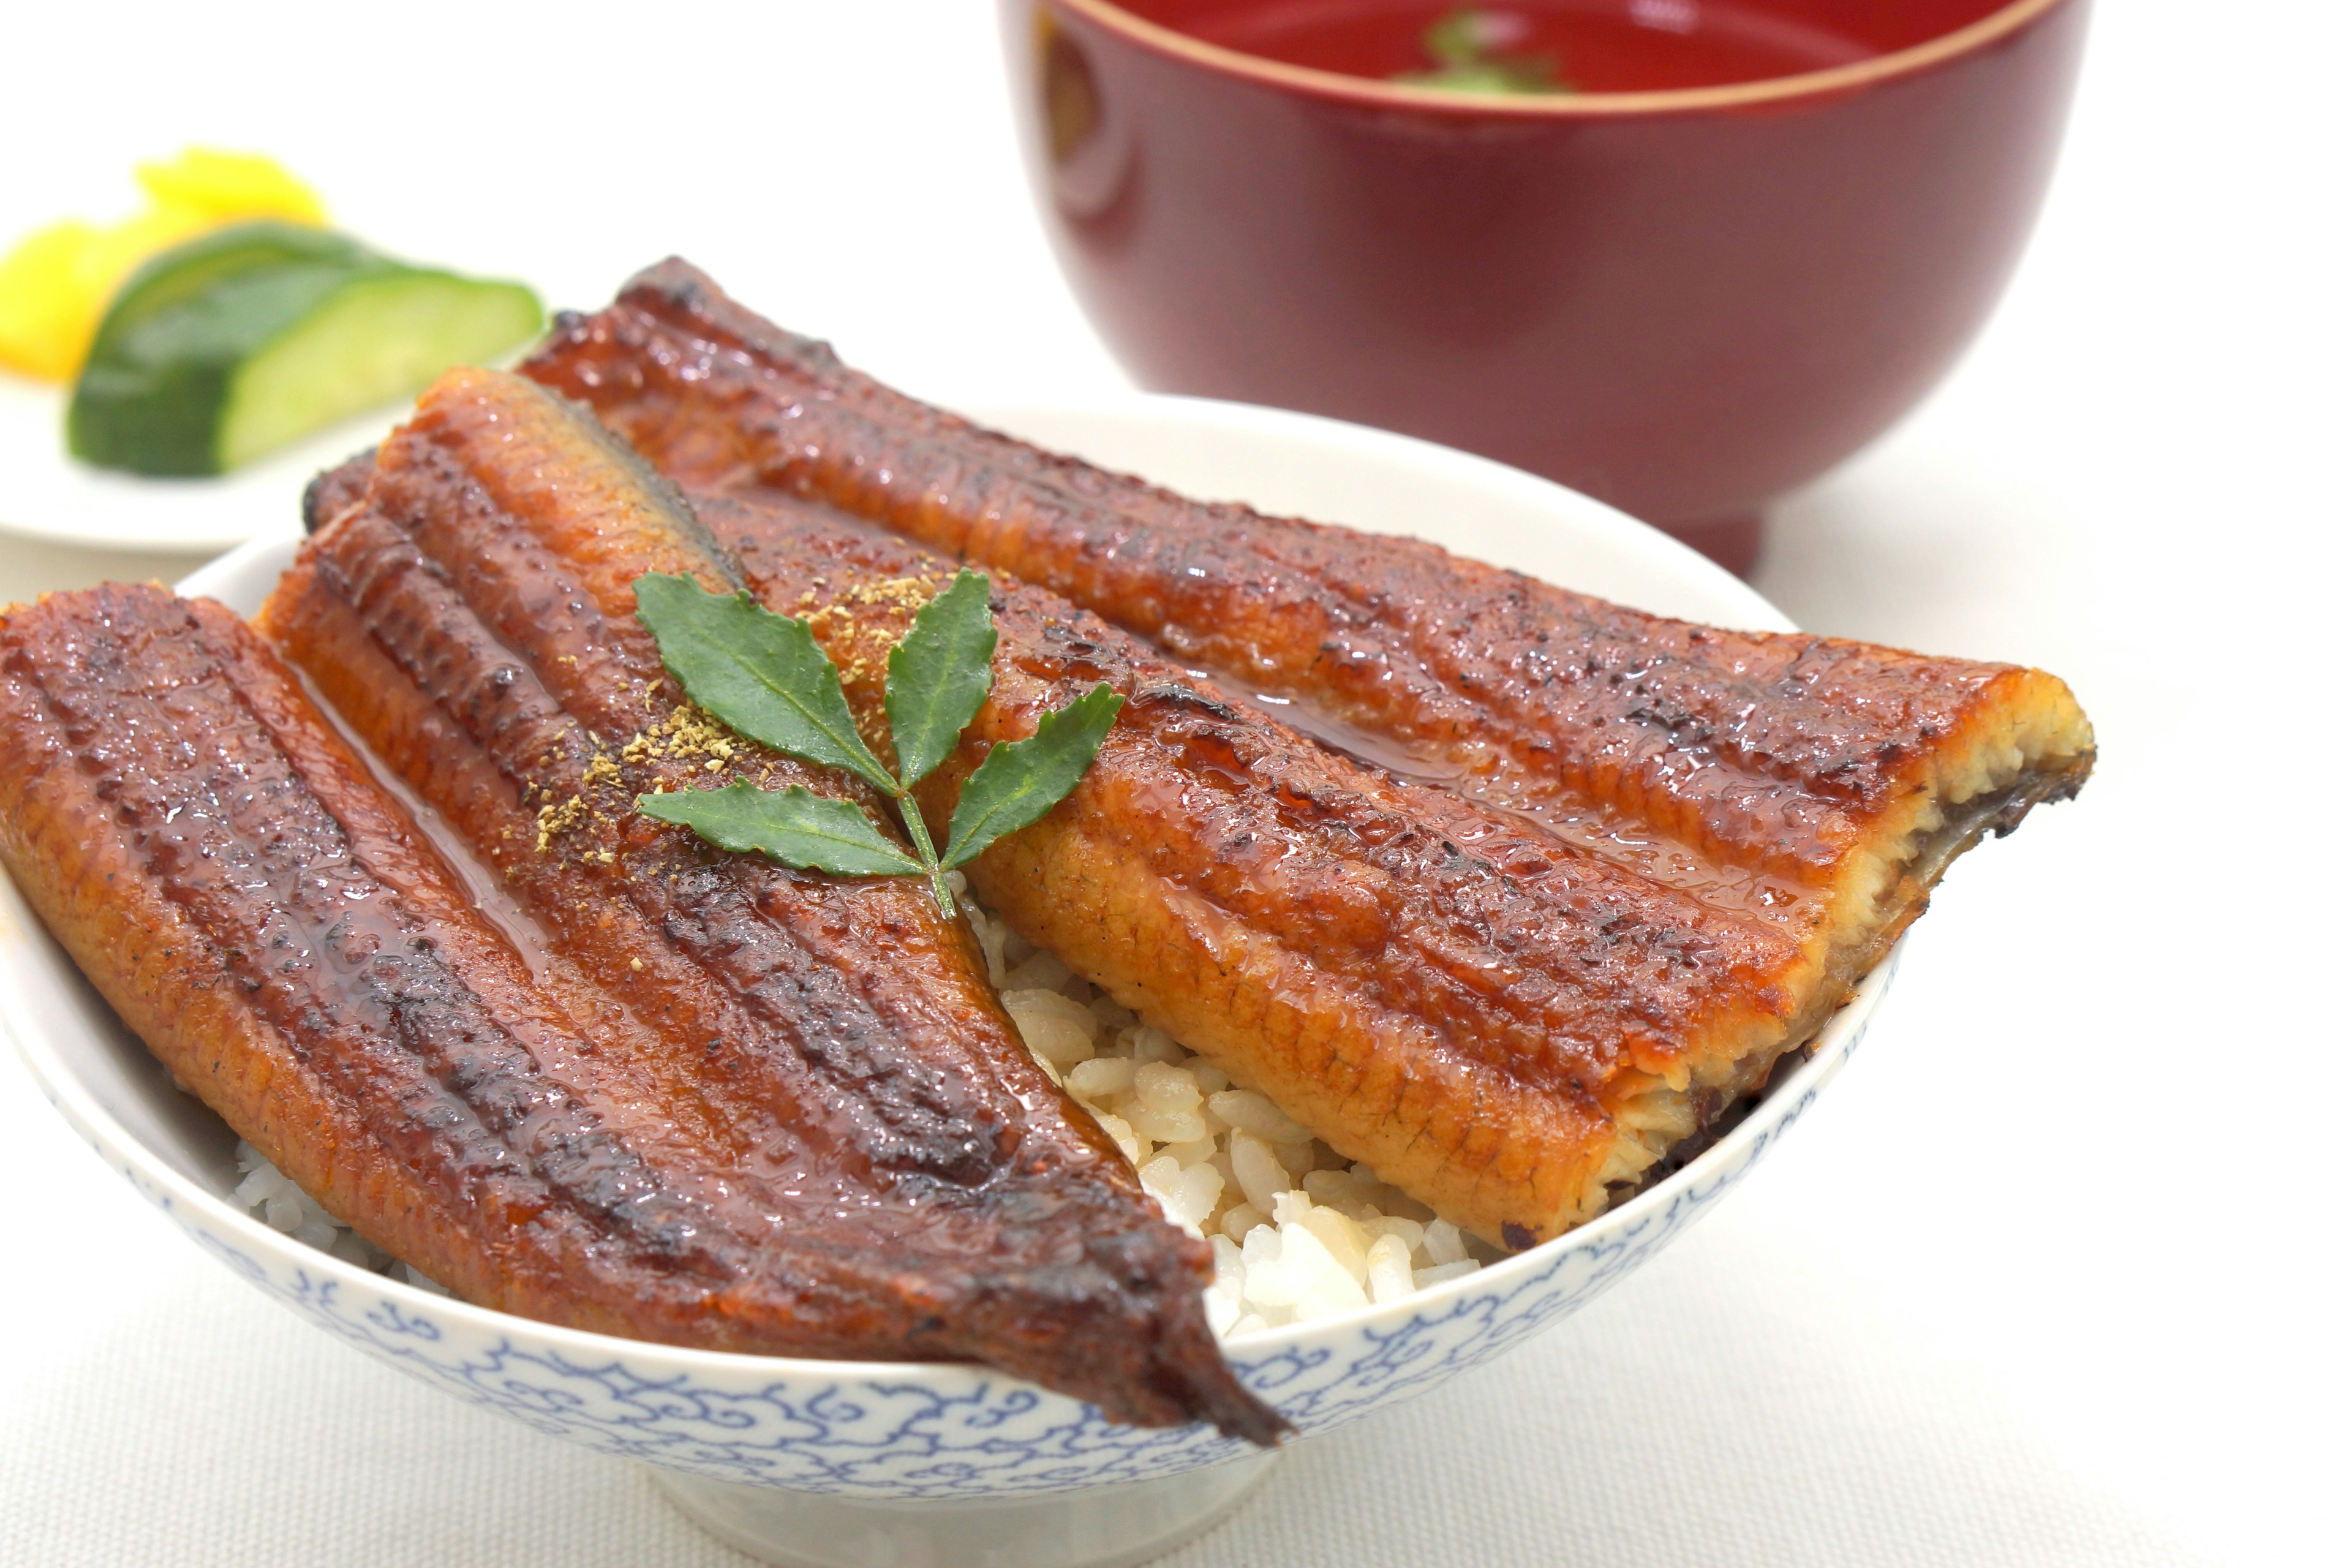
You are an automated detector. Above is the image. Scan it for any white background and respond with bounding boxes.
[1,2,2345,1564]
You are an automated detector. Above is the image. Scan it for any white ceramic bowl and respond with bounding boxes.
[0,396,1897,1568]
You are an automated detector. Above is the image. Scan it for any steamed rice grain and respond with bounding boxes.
[230,1142,448,1295]
[954,882,1489,1336]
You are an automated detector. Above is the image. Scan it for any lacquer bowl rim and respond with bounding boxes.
[0,390,1885,1430]
[1045,0,2073,118]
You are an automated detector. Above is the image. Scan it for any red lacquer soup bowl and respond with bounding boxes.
[1000,0,2090,571]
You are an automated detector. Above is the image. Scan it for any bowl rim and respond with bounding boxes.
[5,872,1888,1379]
[0,388,1887,1397]
[1046,0,2071,117]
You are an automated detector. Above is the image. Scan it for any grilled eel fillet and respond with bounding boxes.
[516,261,2094,1173]
[0,584,772,1338]
[697,489,1817,1249]
[0,370,1276,1440]
[297,435,1841,1251]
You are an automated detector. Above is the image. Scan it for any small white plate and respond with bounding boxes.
[0,373,398,551]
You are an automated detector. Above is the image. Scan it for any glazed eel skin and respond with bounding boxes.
[518,260,2095,1194]
[699,489,1809,1250]
[307,440,1827,1248]
[242,366,1280,1441]
[0,584,774,1343]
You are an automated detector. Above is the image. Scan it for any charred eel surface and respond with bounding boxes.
[520,259,2094,1110]
[703,491,1814,1248]
[0,585,793,1341]
[260,368,1280,1440]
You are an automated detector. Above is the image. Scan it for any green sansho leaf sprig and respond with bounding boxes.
[631,568,1124,916]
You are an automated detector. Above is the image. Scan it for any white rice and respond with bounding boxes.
[228,873,1487,1335]
[230,1141,447,1295]
[953,872,1488,1337]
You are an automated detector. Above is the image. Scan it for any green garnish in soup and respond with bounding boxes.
[1393,7,1572,94]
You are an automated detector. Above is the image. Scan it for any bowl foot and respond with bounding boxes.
[1659,510,1765,578]
[652,1450,1284,1568]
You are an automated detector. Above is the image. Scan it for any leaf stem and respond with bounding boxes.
[891,786,956,918]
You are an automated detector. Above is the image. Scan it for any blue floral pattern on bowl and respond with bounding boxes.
[0,481,1885,1503]
[4,861,1888,1498]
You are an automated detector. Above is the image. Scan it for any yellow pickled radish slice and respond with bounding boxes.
[0,149,326,382]
[134,148,328,227]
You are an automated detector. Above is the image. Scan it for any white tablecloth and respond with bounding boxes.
[2,4,2342,1563]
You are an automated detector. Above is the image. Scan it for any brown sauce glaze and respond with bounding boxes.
[0,587,791,1335]
[520,261,2090,926]
[250,370,1283,1441]
[698,491,1811,1245]
[516,260,2091,1251]
[288,655,568,990]
[1208,677,1812,919]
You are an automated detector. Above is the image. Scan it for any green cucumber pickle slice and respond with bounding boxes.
[219,270,541,470]
[67,221,542,476]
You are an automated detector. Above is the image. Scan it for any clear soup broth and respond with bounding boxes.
[1143,1,1903,92]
